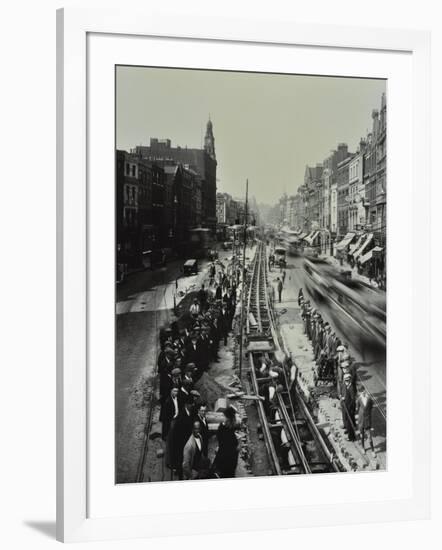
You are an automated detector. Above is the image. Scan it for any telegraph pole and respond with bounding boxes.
[238,179,249,379]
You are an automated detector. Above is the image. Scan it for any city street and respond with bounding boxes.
[116,264,179,483]
[114,67,388,482]
[270,251,386,468]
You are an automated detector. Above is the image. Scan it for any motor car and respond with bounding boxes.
[183,259,198,276]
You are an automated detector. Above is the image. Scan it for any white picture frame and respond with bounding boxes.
[56,7,431,543]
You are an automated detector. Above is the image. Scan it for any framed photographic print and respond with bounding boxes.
[57,7,431,543]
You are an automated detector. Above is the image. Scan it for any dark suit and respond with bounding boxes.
[159,372,173,405]
[160,396,179,440]
[198,336,211,372]
[178,387,192,410]
[341,383,356,441]
[168,409,194,478]
[209,322,220,360]
[157,352,172,375]
[218,311,229,345]
[184,341,200,366]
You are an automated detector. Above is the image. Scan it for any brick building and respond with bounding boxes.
[131,118,217,231]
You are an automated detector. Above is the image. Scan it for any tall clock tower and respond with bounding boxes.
[204,117,216,160]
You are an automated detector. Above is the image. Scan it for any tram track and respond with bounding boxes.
[246,241,342,475]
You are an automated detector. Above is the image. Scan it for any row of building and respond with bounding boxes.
[279,93,387,252]
[116,120,217,267]
[215,192,260,241]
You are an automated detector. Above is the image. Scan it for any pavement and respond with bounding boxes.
[267,248,386,472]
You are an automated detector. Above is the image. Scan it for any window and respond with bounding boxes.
[125,163,130,175]
[131,165,136,177]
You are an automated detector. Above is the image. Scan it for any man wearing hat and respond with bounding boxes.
[159,367,174,408]
[178,329,189,350]
[193,402,210,456]
[218,303,230,347]
[198,327,211,373]
[178,379,193,410]
[341,373,357,441]
[307,307,314,341]
[343,358,358,392]
[157,346,174,375]
[190,389,201,406]
[298,288,304,306]
[158,348,176,404]
[170,366,181,384]
[160,387,180,440]
[183,363,196,384]
[209,315,220,362]
[260,369,280,417]
[159,326,173,350]
[334,343,345,394]
[276,277,283,303]
[189,298,200,319]
[316,348,328,383]
[167,397,194,479]
[184,332,202,373]
[356,386,376,455]
[324,324,333,356]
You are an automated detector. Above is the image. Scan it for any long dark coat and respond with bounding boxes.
[213,423,238,478]
[166,410,194,470]
[341,383,356,440]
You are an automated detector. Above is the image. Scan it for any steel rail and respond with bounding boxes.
[259,244,312,473]
[247,242,311,473]
[247,241,309,472]
[248,354,282,475]
[246,240,341,475]
[295,387,341,472]
[275,392,312,474]
[265,247,341,473]
[246,243,281,475]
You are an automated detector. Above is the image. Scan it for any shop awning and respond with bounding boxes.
[304,231,319,245]
[353,233,374,260]
[360,246,384,265]
[335,232,356,251]
[349,234,364,255]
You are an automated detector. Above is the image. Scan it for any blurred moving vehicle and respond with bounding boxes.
[274,246,287,268]
[142,247,174,269]
[208,248,219,261]
[188,228,213,259]
[303,258,386,347]
[279,227,303,256]
[302,245,319,258]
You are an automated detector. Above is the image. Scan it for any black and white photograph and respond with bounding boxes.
[115,66,387,484]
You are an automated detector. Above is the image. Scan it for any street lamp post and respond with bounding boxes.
[238,179,249,380]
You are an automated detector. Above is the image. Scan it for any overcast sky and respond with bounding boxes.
[116,66,385,205]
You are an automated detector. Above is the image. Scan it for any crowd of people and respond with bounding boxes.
[157,256,244,480]
[298,288,375,455]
